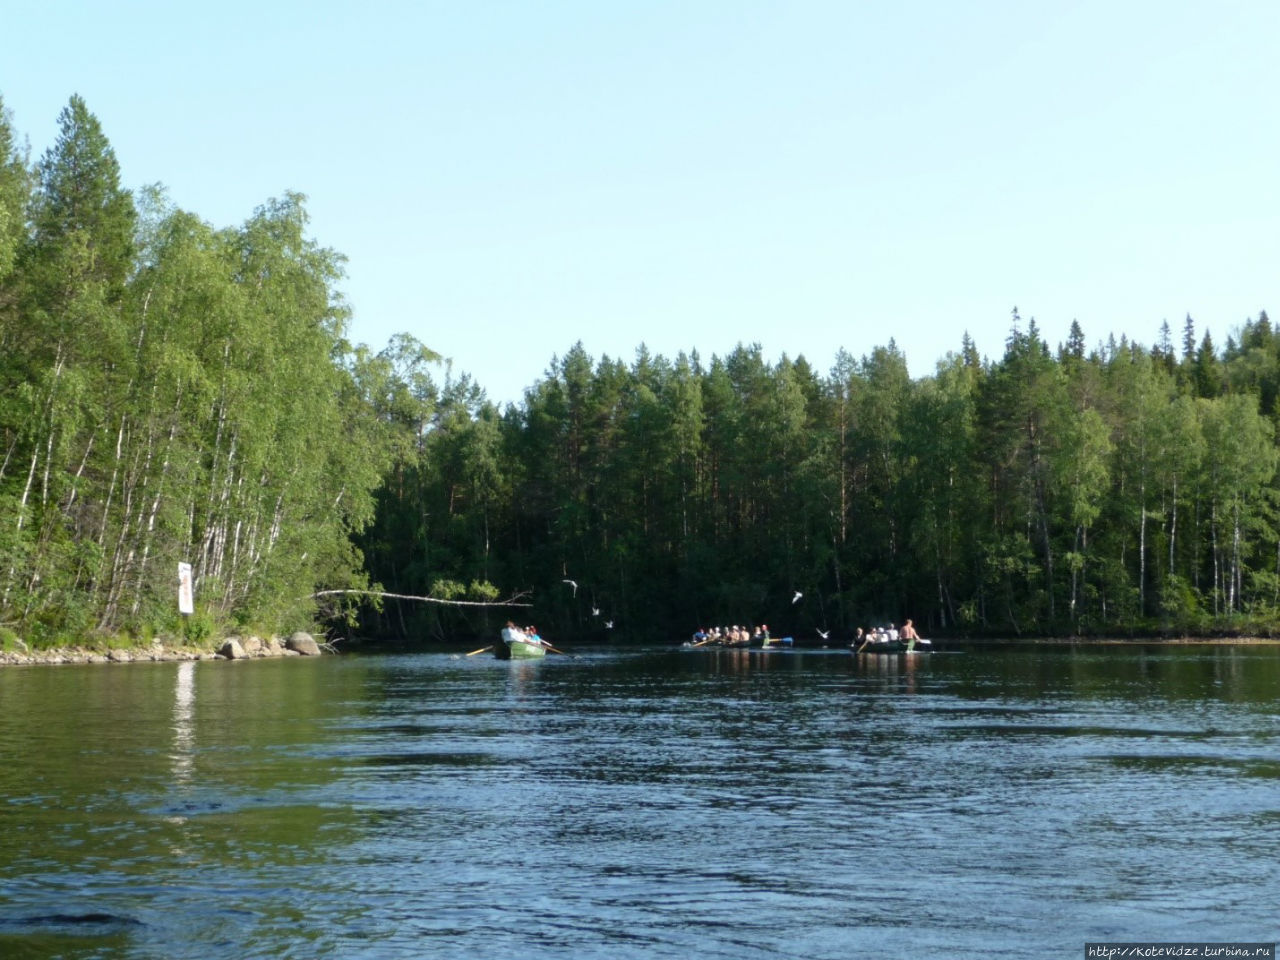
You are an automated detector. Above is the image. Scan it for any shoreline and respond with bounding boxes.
[7,633,1280,666]
[934,635,1280,645]
[0,631,327,667]
[931,640,1280,647]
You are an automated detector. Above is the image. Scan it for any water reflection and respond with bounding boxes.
[171,659,196,786]
[504,658,542,700]
[857,650,921,692]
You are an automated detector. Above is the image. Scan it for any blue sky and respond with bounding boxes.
[4,1,1278,406]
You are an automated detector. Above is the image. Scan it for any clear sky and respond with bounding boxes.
[3,1,1278,406]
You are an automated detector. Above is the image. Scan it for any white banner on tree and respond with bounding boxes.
[178,562,194,615]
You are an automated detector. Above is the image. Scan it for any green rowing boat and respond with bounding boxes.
[496,626,548,659]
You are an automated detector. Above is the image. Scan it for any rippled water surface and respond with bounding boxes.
[2,643,1278,959]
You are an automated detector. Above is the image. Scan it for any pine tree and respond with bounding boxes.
[1182,314,1196,363]
[1063,319,1086,363]
[1193,331,1223,398]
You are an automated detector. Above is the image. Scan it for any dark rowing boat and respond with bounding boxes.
[852,638,932,654]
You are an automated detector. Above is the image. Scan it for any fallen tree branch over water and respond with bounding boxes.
[308,589,533,608]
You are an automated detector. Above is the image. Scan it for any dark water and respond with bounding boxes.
[1,643,1278,959]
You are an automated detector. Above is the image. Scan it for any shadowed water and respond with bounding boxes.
[1,643,1278,958]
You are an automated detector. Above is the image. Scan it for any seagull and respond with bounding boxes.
[817,628,830,640]
[792,591,803,604]
[592,606,600,616]
[562,579,578,596]
[604,620,614,629]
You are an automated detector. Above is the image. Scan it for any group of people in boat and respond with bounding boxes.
[854,619,921,645]
[688,618,924,647]
[502,622,546,646]
[690,624,770,647]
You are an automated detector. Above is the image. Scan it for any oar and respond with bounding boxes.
[542,643,575,658]
[465,644,494,657]
[855,636,871,654]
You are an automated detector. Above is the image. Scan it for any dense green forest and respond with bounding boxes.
[0,95,390,647]
[4,94,1280,649]
[361,317,1280,644]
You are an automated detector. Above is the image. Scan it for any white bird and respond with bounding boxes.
[817,628,829,640]
[792,591,803,604]
[604,620,614,629]
[592,606,600,616]
[562,579,578,596]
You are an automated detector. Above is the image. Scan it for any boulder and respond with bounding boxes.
[107,648,132,663]
[285,632,321,656]
[241,636,264,657]
[218,638,246,660]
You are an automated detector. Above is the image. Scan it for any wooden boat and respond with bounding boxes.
[852,637,932,654]
[496,626,548,659]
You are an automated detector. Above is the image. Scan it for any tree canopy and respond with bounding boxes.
[0,96,389,646]
[358,317,1280,644]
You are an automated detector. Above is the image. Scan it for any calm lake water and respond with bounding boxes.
[1,643,1278,959]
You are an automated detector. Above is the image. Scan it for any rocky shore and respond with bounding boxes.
[0,631,326,666]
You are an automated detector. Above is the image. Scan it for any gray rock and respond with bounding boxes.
[285,632,321,656]
[218,638,247,660]
[107,648,132,663]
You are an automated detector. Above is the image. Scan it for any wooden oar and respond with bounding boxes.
[465,644,494,657]
[542,642,575,658]
[855,636,871,654]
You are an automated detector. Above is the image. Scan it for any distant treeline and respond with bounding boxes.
[361,312,1280,643]
[3,95,1279,648]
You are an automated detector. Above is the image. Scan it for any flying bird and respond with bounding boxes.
[604,620,614,629]
[792,591,803,604]
[817,628,830,640]
[592,606,600,616]
[562,579,578,596]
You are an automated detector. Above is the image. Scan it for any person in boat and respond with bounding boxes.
[692,628,708,643]
[502,621,527,643]
[526,625,545,645]
[901,619,919,640]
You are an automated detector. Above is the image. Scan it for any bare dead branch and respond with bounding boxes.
[308,589,533,608]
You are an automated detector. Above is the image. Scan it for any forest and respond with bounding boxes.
[3,94,1280,649]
